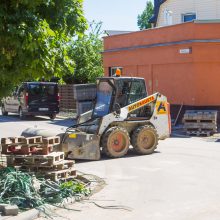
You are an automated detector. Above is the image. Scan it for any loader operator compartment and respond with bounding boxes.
[79,77,154,124]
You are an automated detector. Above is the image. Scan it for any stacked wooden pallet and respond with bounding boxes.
[1,136,76,181]
[183,110,218,136]
[59,84,76,111]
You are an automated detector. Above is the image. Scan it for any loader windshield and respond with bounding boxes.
[93,81,113,117]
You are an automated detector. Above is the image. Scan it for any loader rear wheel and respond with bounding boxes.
[131,125,158,155]
[101,127,130,158]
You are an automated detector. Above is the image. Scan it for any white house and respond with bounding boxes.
[150,0,220,27]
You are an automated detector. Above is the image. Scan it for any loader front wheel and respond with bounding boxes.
[131,125,158,155]
[101,127,130,158]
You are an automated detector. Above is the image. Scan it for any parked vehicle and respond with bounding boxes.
[1,82,59,120]
[22,75,171,160]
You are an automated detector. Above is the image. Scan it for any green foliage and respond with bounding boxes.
[137,1,154,30]
[0,0,87,97]
[63,21,104,84]
[60,180,90,197]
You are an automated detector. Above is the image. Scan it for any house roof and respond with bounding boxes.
[149,0,167,25]
[104,30,133,36]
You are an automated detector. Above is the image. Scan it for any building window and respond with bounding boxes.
[109,67,123,76]
[182,13,196,22]
[164,9,173,26]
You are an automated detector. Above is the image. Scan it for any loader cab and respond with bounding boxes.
[93,77,148,118]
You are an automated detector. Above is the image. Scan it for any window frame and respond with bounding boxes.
[182,13,196,23]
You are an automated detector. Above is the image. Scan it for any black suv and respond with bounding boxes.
[1,82,59,119]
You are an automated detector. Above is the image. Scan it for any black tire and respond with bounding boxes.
[1,105,8,116]
[19,107,25,120]
[49,113,56,120]
[131,125,158,155]
[101,127,130,158]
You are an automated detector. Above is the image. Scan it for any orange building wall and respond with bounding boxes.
[103,22,220,106]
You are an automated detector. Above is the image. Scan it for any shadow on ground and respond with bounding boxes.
[75,149,161,164]
[0,115,50,123]
[49,118,76,127]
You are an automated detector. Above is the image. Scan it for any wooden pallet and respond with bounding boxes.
[184,122,217,130]
[20,160,74,170]
[1,136,60,145]
[183,110,217,121]
[6,152,65,166]
[1,143,54,155]
[183,110,218,136]
[186,131,213,136]
[1,136,60,155]
[183,119,216,123]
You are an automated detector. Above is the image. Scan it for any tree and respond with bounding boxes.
[0,0,87,97]
[137,1,154,30]
[63,21,104,84]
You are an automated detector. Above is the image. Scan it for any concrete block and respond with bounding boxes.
[0,203,8,212]
[3,205,18,216]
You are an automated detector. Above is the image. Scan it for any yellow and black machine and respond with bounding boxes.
[23,74,171,160]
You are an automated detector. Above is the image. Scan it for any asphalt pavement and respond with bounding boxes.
[0,111,73,138]
[1,111,220,220]
[35,136,220,220]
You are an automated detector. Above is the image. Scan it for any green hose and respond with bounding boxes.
[0,167,90,211]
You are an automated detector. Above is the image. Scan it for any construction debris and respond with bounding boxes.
[2,204,19,216]
[1,136,76,181]
[0,167,90,214]
[0,136,103,217]
[0,135,92,215]
[183,110,218,136]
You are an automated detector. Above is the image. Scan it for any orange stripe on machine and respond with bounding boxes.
[128,96,155,112]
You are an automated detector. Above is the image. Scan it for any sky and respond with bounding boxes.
[83,0,153,31]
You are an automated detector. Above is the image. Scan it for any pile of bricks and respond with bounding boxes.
[183,110,218,136]
[59,84,76,111]
[0,136,76,181]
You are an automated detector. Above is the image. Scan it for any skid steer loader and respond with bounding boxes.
[22,76,171,160]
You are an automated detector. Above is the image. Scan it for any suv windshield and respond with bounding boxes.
[93,81,113,117]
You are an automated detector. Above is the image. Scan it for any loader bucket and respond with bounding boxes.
[63,132,101,160]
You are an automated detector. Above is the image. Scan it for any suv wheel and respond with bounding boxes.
[1,105,8,116]
[49,113,56,120]
[19,107,25,120]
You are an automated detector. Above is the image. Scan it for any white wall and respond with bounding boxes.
[157,0,220,27]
